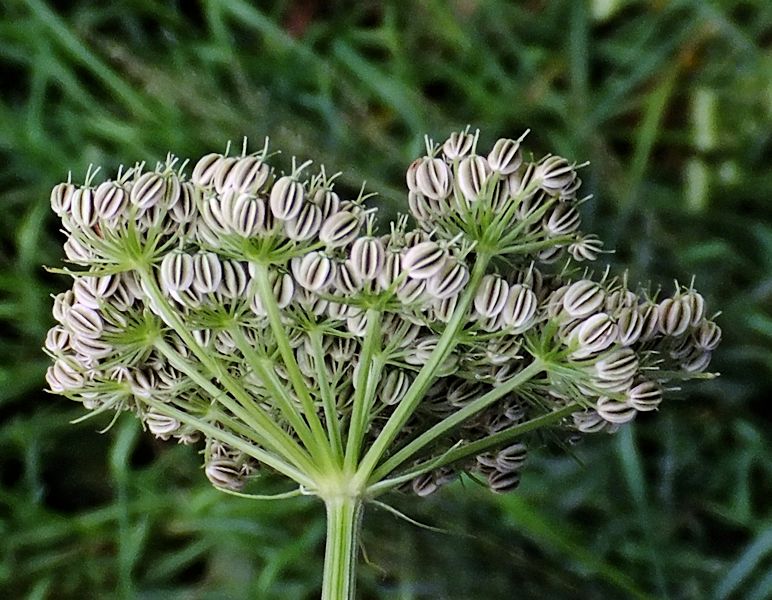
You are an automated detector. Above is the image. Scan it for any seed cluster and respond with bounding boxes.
[45,130,719,495]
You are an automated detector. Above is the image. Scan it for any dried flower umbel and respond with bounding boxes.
[45,130,720,599]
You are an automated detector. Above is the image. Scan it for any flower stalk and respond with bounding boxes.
[321,495,363,600]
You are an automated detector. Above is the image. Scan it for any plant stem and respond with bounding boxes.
[321,495,363,600]
[369,359,545,483]
[366,402,581,496]
[309,329,345,463]
[345,308,382,471]
[354,253,490,484]
[252,263,334,467]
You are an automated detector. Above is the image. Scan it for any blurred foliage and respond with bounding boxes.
[0,0,770,598]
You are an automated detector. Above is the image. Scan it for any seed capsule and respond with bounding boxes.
[70,188,97,227]
[375,253,401,292]
[217,260,248,299]
[596,396,636,424]
[545,203,581,235]
[595,348,638,383]
[408,191,435,223]
[535,155,576,193]
[145,410,181,439]
[212,157,239,194]
[638,302,660,342]
[52,291,74,324]
[67,304,104,339]
[130,172,167,209]
[426,259,469,300]
[346,312,368,336]
[657,297,692,337]
[45,326,70,353]
[319,210,362,248]
[335,260,363,295]
[51,182,75,216]
[473,275,509,318]
[457,155,491,202]
[487,138,523,175]
[508,162,537,197]
[563,280,605,318]
[412,472,438,497]
[46,359,84,393]
[402,241,447,280]
[569,234,603,261]
[442,130,476,160]
[432,294,458,323]
[349,236,385,281]
[286,202,322,241]
[496,442,527,471]
[230,193,265,237]
[487,469,521,494]
[192,252,223,294]
[294,251,335,292]
[683,291,705,326]
[694,320,721,351]
[93,181,127,222]
[573,409,614,433]
[191,153,223,186]
[396,278,427,304]
[169,182,199,224]
[501,284,538,329]
[311,188,340,219]
[160,252,194,292]
[72,276,119,310]
[415,157,452,200]
[269,175,305,221]
[72,335,113,361]
[405,158,422,193]
[571,313,617,357]
[205,457,246,491]
[230,156,271,194]
[627,381,662,411]
[681,349,712,373]
[379,369,412,405]
[616,307,643,346]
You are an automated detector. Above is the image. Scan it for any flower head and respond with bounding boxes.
[45,131,720,497]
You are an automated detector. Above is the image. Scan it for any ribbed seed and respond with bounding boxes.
[350,236,385,281]
[457,155,491,202]
[319,210,361,247]
[501,284,537,329]
[563,280,605,318]
[402,241,447,280]
[269,176,304,221]
[487,138,523,175]
[415,157,452,200]
[627,381,662,411]
[426,260,469,299]
[596,396,636,424]
[474,275,509,318]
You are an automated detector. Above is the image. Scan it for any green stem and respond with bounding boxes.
[366,402,580,496]
[370,359,545,483]
[321,495,363,600]
[139,271,317,477]
[309,329,345,463]
[345,308,382,471]
[140,397,316,488]
[152,337,316,477]
[354,253,490,484]
[229,326,319,455]
[252,263,334,466]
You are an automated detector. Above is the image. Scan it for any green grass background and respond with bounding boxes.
[1,1,770,598]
